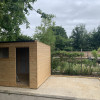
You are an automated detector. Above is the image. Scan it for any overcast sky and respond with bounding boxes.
[20,0,100,37]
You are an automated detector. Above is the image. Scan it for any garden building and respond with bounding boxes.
[0,41,51,89]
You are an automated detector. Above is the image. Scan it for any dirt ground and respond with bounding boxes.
[0,76,100,100]
[36,76,100,100]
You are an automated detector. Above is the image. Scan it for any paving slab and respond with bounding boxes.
[0,76,100,100]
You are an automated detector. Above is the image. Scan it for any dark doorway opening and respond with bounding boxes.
[16,48,29,87]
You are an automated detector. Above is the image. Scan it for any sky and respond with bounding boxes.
[20,0,100,37]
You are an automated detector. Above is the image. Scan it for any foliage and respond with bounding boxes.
[97,48,100,57]
[52,58,100,76]
[33,17,56,51]
[51,58,60,73]
[37,9,55,20]
[16,34,33,41]
[52,50,100,76]
[70,24,87,50]
[69,24,100,51]
[97,47,100,52]
[0,0,55,42]
[54,35,67,50]
[52,51,84,74]
[92,50,98,59]
[91,26,100,49]
[50,26,68,51]
[51,26,68,38]
[0,0,36,41]
[91,49,100,66]
[52,51,84,58]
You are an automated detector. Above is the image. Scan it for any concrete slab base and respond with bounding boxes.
[0,76,100,100]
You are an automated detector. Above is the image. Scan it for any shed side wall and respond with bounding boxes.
[37,42,51,88]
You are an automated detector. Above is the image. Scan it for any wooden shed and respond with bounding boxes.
[0,41,51,89]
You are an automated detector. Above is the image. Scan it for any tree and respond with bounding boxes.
[70,24,88,50]
[0,0,54,41]
[16,34,33,41]
[33,16,56,51]
[91,26,100,49]
[50,26,68,51]
[0,0,37,41]
[55,35,67,50]
[84,32,93,50]
[51,26,68,38]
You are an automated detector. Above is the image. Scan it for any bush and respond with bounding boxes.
[51,51,100,76]
[92,50,97,59]
[52,51,84,58]
[51,58,60,72]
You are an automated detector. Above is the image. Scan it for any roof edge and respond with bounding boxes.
[0,40,35,43]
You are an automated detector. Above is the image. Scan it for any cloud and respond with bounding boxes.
[20,0,100,37]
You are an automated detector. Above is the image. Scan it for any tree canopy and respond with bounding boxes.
[33,16,56,51]
[70,24,88,50]
[0,0,37,41]
[51,26,68,38]
[91,26,100,49]
[0,0,54,41]
[50,26,68,51]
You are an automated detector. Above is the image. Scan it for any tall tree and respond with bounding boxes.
[84,32,93,50]
[91,26,100,49]
[0,1,53,41]
[50,26,68,50]
[0,0,37,41]
[51,26,68,38]
[70,24,87,50]
[33,16,56,51]
[16,34,33,41]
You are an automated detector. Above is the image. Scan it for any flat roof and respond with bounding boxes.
[0,40,35,43]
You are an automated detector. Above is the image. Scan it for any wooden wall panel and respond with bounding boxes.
[37,41,51,88]
[0,60,10,86]
[0,41,51,89]
[9,46,16,86]
[29,42,37,88]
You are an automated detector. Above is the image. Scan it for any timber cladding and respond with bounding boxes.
[37,42,51,88]
[0,41,51,89]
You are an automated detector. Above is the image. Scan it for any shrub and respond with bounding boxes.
[51,51,100,76]
[92,50,98,59]
[51,58,60,72]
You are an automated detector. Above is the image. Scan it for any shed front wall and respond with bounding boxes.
[0,42,37,88]
[0,44,16,86]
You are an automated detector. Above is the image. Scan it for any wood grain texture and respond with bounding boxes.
[37,41,51,88]
[0,41,51,89]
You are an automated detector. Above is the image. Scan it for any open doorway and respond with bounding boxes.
[16,48,29,87]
